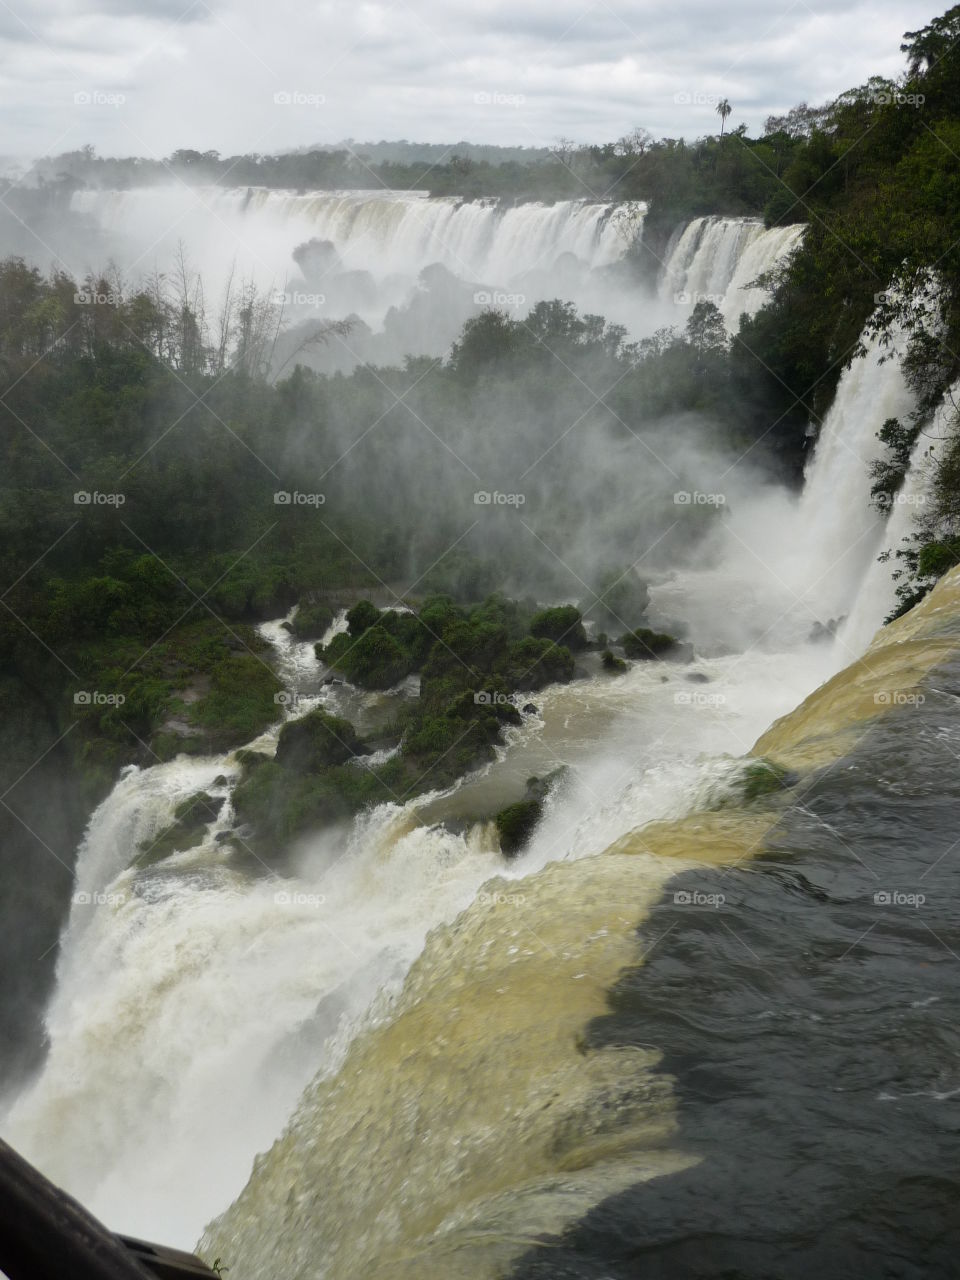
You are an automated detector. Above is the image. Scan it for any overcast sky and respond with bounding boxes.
[0,0,936,162]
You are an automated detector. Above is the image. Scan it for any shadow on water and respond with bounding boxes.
[510,655,960,1279]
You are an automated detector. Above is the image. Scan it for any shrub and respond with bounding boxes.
[620,628,680,659]
[601,649,627,673]
[495,798,542,856]
[275,708,365,773]
[529,605,587,649]
[290,600,334,640]
[346,599,381,635]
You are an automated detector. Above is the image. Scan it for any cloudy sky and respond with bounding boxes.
[0,0,935,161]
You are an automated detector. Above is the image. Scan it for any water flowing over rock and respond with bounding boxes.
[658,215,805,326]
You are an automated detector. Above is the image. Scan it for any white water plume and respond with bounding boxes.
[658,215,805,328]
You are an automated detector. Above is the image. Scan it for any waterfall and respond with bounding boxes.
[643,315,915,656]
[780,332,913,630]
[67,190,806,362]
[839,380,959,650]
[658,215,805,327]
[71,187,634,290]
[1,222,933,1272]
[3,637,839,1248]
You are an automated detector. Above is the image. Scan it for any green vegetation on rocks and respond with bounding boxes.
[137,790,225,867]
[529,605,588,650]
[621,628,686,660]
[233,596,579,850]
[289,601,334,641]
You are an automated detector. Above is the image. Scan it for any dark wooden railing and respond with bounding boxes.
[0,1136,218,1280]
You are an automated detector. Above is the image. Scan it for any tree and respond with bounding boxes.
[716,98,732,141]
[685,300,727,360]
[902,5,960,76]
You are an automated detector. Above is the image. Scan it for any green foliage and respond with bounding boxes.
[289,600,334,640]
[274,709,365,773]
[529,605,587,650]
[918,539,960,578]
[138,790,224,866]
[346,599,381,636]
[495,798,542,857]
[739,760,793,802]
[502,636,576,688]
[601,649,628,673]
[324,623,414,689]
[621,628,681,659]
[187,654,282,749]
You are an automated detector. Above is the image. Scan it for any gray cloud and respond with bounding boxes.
[0,0,936,160]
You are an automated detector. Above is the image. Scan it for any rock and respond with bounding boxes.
[495,798,542,858]
[275,708,365,773]
[620,627,681,659]
[136,791,225,867]
[601,649,627,674]
[494,770,565,859]
[522,702,539,715]
[685,672,710,684]
[529,605,588,651]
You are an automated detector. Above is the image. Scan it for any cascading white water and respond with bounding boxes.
[71,187,633,293]
[658,215,805,328]
[2,639,839,1249]
[839,379,959,651]
[645,315,915,656]
[0,188,925,1271]
[787,327,916,648]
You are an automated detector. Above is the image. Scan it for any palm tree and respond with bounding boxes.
[716,98,732,142]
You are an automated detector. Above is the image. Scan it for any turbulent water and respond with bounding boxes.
[4,202,956,1274]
